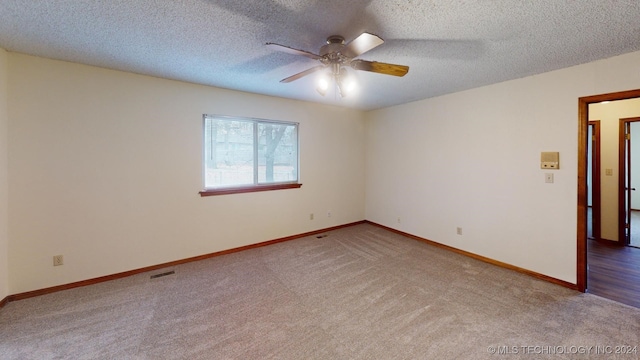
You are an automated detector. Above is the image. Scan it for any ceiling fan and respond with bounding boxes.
[266,32,409,97]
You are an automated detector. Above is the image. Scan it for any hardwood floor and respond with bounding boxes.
[587,239,640,308]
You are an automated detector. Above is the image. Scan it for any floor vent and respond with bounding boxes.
[316,234,328,239]
[150,270,175,279]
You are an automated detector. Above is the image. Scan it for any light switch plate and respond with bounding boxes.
[545,173,554,183]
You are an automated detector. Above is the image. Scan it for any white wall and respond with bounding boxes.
[0,48,9,301]
[7,53,366,294]
[365,50,640,284]
[589,98,640,241]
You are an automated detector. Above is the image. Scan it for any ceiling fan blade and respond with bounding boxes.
[266,43,322,60]
[280,65,325,83]
[351,60,409,77]
[343,32,384,58]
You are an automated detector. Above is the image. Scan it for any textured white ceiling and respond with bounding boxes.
[1,1,639,110]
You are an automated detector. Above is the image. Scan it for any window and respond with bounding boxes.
[200,115,300,196]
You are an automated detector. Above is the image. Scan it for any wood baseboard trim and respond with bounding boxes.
[6,221,366,304]
[0,295,8,308]
[366,221,578,291]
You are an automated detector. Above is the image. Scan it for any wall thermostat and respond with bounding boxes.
[541,152,559,169]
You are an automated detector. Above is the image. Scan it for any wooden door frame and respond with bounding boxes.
[588,120,601,241]
[618,117,640,246]
[578,89,640,292]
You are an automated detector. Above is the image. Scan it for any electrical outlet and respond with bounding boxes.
[456,227,463,235]
[327,211,331,218]
[397,217,401,224]
[310,213,314,220]
[53,255,64,266]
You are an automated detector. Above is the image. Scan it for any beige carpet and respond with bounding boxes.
[1,223,639,359]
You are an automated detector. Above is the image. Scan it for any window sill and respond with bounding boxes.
[199,183,302,197]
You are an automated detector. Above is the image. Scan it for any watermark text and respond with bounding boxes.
[487,345,637,356]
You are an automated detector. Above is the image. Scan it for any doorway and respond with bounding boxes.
[577,89,640,292]
[619,117,640,248]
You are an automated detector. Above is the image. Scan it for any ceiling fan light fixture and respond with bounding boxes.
[316,85,327,96]
[267,32,407,99]
[335,68,357,98]
[336,81,345,98]
[341,73,357,96]
[316,73,330,96]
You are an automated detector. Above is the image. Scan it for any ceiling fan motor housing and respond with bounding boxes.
[320,36,350,65]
